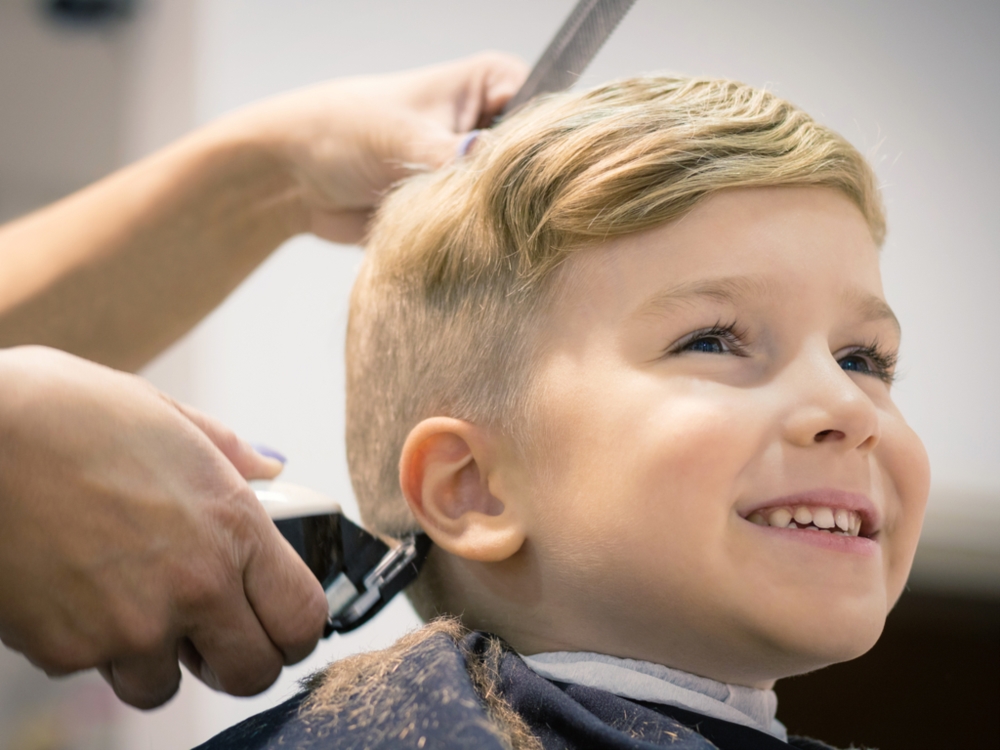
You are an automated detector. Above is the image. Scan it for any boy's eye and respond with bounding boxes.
[668,322,748,358]
[683,336,728,354]
[835,343,898,385]
[838,354,872,374]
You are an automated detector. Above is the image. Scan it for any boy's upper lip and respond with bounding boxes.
[739,488,882,536]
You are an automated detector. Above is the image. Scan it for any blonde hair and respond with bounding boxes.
[302,619,542,750]
[347,75,884,539]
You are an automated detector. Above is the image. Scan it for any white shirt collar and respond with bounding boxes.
[520,651,787,741]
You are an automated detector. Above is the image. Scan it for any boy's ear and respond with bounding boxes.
[400,417,525,562]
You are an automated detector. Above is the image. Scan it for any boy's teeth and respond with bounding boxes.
[768,508,793,528]
[793,506,813,525]
[834,509,850,531]
[748,506,863,537]
[812,507,835,529]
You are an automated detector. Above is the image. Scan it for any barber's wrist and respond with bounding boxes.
[188,118,313,243]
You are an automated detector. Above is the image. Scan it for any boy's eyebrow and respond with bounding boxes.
[842,289,901,335]
[633,275,779,317]
[633,276,902,335]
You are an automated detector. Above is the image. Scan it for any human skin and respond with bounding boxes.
[401,186,930,688]
[0,346,305,708]
[0,52,526,372]
[0,52,528,709]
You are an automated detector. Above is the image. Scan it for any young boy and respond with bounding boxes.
[199,75,929,749]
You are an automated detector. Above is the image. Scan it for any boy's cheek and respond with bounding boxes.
[878,417,931,607]
[530,389,764,559]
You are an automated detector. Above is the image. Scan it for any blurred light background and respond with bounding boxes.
[0,0,997,748]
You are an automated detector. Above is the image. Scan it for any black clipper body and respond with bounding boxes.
[254,482,431,636]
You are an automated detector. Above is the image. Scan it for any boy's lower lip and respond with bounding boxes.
[747,521,879,556]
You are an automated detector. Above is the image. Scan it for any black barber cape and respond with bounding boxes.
[195,631,838,750]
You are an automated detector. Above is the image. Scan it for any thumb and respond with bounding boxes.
[411,128,468,171]
[391,117,475,175]
[171,400,284,480]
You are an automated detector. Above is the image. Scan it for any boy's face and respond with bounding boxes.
[511,186,929,686]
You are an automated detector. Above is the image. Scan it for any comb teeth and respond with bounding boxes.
[502,0,638,114]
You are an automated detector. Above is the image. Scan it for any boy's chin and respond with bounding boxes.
[751,600,887,680]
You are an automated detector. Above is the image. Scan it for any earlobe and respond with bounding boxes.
[400,418,525,563]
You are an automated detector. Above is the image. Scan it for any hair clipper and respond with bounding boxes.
[252,481,431,636]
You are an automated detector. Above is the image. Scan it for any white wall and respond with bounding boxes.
[0,1,128,221]
[77,0,1000,746]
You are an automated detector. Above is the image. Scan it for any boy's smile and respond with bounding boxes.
[492,186,930,686]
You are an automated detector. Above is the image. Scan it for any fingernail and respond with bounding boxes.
[252,444,287,464]
[457,129,481,157]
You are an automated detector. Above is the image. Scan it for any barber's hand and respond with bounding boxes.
[220,51,528,243]
[0,347,328,709]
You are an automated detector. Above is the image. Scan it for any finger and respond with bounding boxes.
[185,574,287,696]
[99,648,182,710]
[243,516,328,666]
[177,637,206,682]
[171,400,284,480]
[406,52,529,169]
[309,208,372,245]
[467,50,531,126]
[431,51,529,131]
[412,120,487,172]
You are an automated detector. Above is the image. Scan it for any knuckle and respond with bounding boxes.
[116,616,170,656]
[206,486,259,545]
[31,645,83,675]
[272,586,326,664]
[213,428,244,461]
[99,599,172,657]
[167,511,250,614]
[17,622,86,669]
[223,658,282,697]
[172,562,232,613]
[112,669,180,710]
[30,636,100,675]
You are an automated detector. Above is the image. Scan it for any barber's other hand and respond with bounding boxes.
[0,347,328,708]
[218,51,528,243]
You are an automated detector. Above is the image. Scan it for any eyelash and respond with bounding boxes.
[667,323,899,384]
[668,320,750,358]
[839,339,899,384]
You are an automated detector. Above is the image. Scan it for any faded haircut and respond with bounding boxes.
[346,75,885,539]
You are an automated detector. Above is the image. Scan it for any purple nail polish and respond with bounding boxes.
[252,444,287,464]
[457,129,481,157]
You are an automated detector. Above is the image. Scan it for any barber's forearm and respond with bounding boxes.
[0,128,306,372]
[0,54,530,372]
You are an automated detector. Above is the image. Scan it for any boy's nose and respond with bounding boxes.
[814,428,845,443]
[780,347,881,453]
